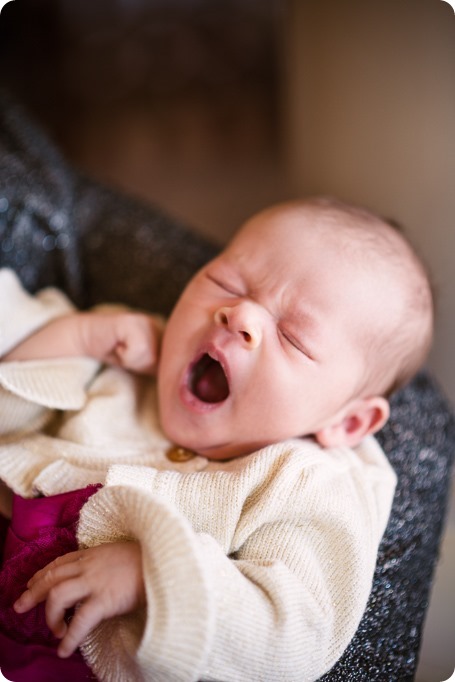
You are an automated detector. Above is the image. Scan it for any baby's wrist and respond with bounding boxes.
[77,312,120,362]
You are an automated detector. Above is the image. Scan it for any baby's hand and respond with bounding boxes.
[94,311,161,375]
[13,542,145,658]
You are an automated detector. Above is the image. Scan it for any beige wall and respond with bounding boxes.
[283,0,455,406]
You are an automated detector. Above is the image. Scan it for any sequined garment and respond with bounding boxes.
[1,90,454,681]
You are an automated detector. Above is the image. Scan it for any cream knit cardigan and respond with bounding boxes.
[0,269,397,682]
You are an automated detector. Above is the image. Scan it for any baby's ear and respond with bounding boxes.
[315,397,390,448]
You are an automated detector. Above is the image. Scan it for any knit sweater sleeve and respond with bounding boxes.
[0,269,99,435]
[77,437,397,682]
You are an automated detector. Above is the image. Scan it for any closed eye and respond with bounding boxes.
[279,329,314,361]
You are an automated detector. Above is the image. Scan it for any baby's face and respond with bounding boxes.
[157,207,385,460]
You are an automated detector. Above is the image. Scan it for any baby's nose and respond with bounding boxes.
[214,305,262,349]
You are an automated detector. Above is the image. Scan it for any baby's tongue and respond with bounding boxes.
[194,360,229,403]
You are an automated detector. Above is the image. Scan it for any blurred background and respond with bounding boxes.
[0,0,454,678]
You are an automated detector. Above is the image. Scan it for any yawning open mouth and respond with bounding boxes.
[189,353,230,403]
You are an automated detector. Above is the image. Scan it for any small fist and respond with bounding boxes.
[105,313,161,375]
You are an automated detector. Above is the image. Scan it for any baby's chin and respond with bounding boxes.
[182,434,275,461]
[177,438,239,461]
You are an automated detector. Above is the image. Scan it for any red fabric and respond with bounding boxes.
[0,486,101,680]
[0,632,97,681]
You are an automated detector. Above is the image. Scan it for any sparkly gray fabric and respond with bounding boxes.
[1,91,454,681]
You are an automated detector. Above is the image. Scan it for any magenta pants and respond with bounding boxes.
[0,486,101,681]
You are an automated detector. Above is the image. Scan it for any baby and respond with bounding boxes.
[0,197,433,681]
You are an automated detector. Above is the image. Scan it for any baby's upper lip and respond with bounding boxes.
[206,341,227,365]
[195,341,230,386]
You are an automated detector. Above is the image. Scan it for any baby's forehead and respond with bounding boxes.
[233,206,413,311]
[226,202,425,303]
[227,209,398,297]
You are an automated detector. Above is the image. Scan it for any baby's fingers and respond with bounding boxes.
[27,550,85,588]
[44,577,89,640]
[57,599,105,658]
[14,556,83,613]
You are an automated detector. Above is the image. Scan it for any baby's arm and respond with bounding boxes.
[3,311,162,376]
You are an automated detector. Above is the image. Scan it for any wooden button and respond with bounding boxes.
[166,445,196,462]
